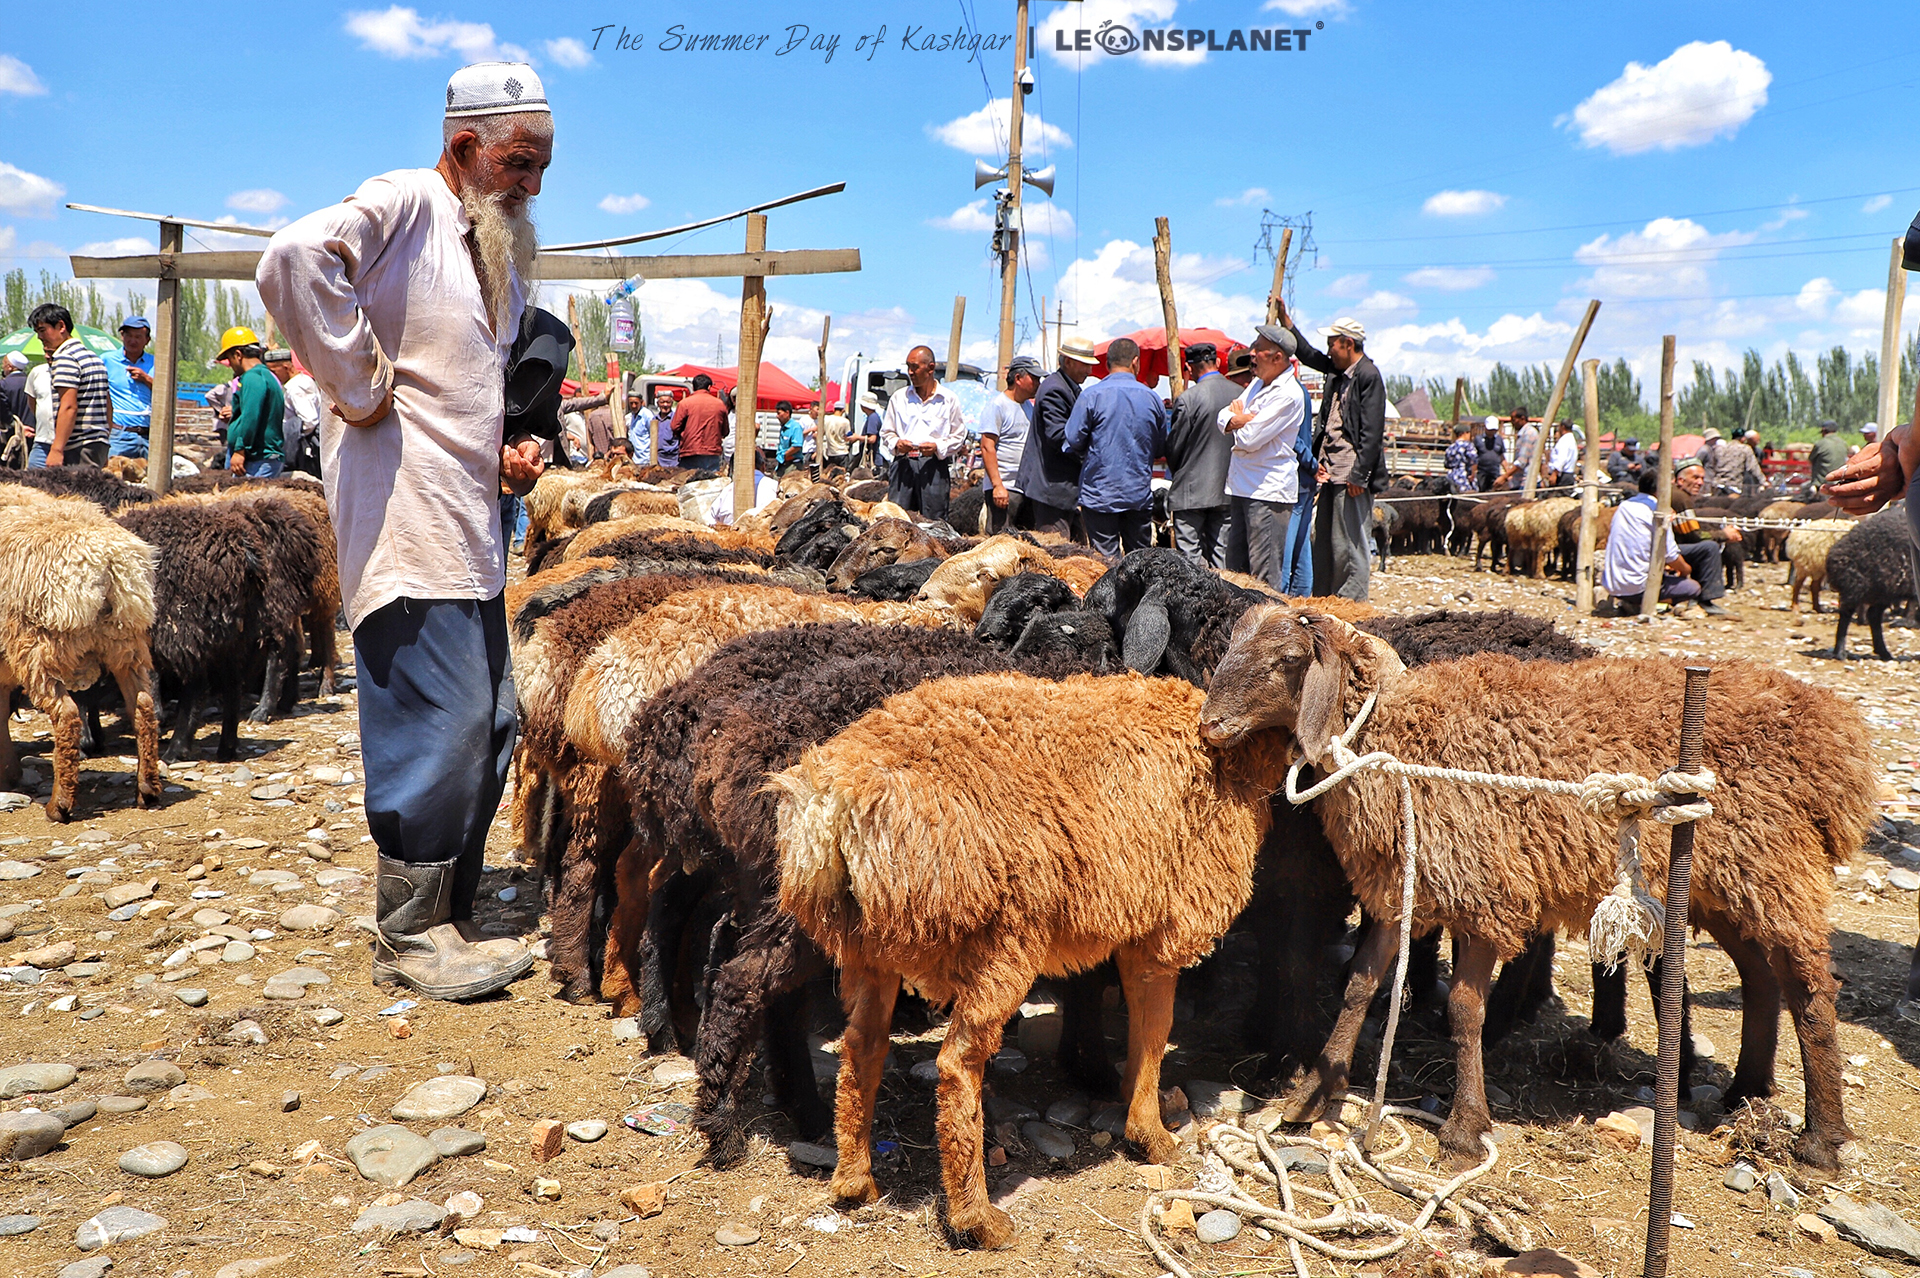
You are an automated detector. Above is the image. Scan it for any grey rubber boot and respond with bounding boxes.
[372,857,533,1001]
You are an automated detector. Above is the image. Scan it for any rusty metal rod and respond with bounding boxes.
[1642,665,1711,1278]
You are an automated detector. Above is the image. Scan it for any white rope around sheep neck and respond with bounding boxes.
[1283,690,1715,1146]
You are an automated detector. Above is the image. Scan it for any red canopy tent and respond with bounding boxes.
[663,362,819,411]
[1093,326,1245,387]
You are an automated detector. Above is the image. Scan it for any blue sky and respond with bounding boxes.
[2,1,1915,408]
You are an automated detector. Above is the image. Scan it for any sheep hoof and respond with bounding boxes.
[552,975,598,1005]
[829,1171,880,1207]
[44,798,71,824]
[1791,1129,1845,1173]
[950,1204,1015,1250]
[1282,1074,1341,1125]
[1436,1115,1489,1171]
[700,1124,749,1170]
[1129,1125,1177,1165]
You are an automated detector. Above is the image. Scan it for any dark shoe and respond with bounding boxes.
[371,857,532,1001]
[1700,601,1730,616]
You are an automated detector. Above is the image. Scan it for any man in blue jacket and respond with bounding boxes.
[1064,336,1168,557]
[1014,334,1097,539]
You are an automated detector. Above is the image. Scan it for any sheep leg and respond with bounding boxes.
[110,661,160,807]
[213,671,244,761]
[1704,917,1782,1108]
[249,643,288,724]
[163,688,200,763]
[548,764,612,1005]
[0,673,20,790]
[639,864,709,1050]
[45,690,81,823]
[1436,934,1499,1170]
[1285,911,1395,1124]
[934,977,1021,1249]
[277,625,303,712]
[598,822,657,1017]
[1868,602,1893,661]
[1589,961,1629,1039]
[309,608,338,696]
[1639,957,1697,1088]
[1054,965,1122,1098]
[1115,946,1179,1166]
[696,916,829,1167]
[1484,932,1555,1046]
[763,981,831,1138]
[1907,908,1920,1004]
[1776,942,1855,1170]
[829,959,900,1210]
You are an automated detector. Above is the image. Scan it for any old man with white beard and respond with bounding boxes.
[257,62,551,1001]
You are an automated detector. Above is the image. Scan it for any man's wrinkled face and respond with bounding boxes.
[1675,467,1705,497]
[456,123,552,211]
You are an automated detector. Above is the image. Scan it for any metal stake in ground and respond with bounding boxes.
[1642,664,1710,1278]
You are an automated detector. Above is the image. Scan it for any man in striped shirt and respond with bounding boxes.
[28,304,111,468]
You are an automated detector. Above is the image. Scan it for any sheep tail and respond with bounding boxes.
[769,762,860,947]
[1581,769,1715,972]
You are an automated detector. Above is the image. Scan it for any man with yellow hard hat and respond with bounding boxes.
[218,326,285,478]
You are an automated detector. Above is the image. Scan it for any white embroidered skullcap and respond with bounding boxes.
[445,62,549,118]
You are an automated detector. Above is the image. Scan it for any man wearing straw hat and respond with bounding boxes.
[1015,333,1098,539]
[257,61,553,1001]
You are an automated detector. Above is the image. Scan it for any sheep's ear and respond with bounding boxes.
[1123,585,1172,674]
[1294,624,1347,764]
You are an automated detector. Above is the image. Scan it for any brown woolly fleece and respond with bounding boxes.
[1503,496,1579,577]
[1199,603,1877,1172]
[772,670,1293,1248]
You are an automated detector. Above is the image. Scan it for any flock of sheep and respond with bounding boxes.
[0,453,1890,1249]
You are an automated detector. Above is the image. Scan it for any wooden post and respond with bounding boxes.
[733,213,770,519]
[1265,226,1293,326]
[648,380,662,469]
[1574,358,1603,612]
[1521,298,1601,497]
[1054,300,1063,365]
[994,0,1030,389]
[1640,336,1678,618]
[814,315,831,477]
[1880,237,1908,433]
[146,220,182,495]
[1450,376,1465,427]
[946,295,966,383]
[566,294,582,382]
[1039,294,1048,367]
[1154,216,1185,398]
[605,348,623,463]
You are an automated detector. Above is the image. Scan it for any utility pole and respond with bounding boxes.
[994,0,1030,391]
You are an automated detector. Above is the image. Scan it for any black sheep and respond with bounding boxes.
[773,500,863,561]
[847,558,940,601]
[1357,607,1595,666]
[0,465,154,512]
[1008,609,1117,667]
[526,532,577,575]
[1083,548,1264,683]
[974,572,1077,648]
[945,486,987,536]
[1828,501,1916,659]
[591,528,776,571]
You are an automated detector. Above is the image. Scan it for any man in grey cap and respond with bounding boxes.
[257,60,552,1001]
[1808,419,1849,487]
[1280,306,1386,601]
[979,354,1040,532]
[1163,341,1238,567]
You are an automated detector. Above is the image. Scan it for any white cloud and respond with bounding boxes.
[544,36,592,68]
[1052,239,1265,384]
[1264,0,1348,14]
[1835,288,1891,329]
[1037,1,1204,68]
[1216,187,1269,207]
[1565,41,1770,155]
[928,200,996,233]
[1862,194,1893,215]
[1421,189,1506,218]
[343,6,530,62]
[0,227,13,252]
[1325,273,1370,298]
[1362,312,1577,383]
[226,189,288,215]
[1573,216,1756,297]
[1759,205,1808,232]
[0,55,47,97]
[598,193,651,215]
[927,99,1072,157]
[75,236,157,257]
[1353,291,1417,321]
[0,162,63,217]
[1795,277,1836,318]
[1403,265,1495,291]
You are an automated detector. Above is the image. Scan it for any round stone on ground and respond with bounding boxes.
[715,1223,761,1247]
[390,1075,486,1122]
[122,1061,186,1094]
[567,1120,608,1143]
[0,1112,64,1162]
[119,1140,190,1177]
[0,1062,77,1098]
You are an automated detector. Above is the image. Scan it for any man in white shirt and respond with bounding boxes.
[979,354,1039,532]
[265,350,323,476]
[1547,420,1580,487]
[880,344,966,520]
[255,61,550,1002]
[1216,325,1308,590]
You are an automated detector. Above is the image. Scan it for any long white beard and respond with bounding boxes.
[463,188,537,335]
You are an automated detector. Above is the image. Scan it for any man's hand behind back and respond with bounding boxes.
[500,437,545,495]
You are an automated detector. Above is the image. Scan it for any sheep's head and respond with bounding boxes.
[826,518,939,591]
[914,534,1046,623]
[1199,605,1403,761]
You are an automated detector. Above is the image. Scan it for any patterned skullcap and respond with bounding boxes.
[445,61,549,118]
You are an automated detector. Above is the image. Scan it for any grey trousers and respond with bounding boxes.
[1081,507,1153,559]
[1228,496,1293,593]
[1312,483,1373,601]
[1172,506,1231,570]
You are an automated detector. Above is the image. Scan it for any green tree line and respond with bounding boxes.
[1384,331,1920,444]
[1,268,264,389]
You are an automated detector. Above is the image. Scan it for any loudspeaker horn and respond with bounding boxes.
[1024,165,1056,198]
[974,159,1007,190]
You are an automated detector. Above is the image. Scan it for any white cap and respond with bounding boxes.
[445,61,549,118]
[2,352,27,372]
[1484,415,1500,429]
[1862,421,1879,435]
[1318,317,1366,344]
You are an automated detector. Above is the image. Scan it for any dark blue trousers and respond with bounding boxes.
[354,596,516,910]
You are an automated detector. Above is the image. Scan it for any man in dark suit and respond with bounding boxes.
[1163,343,1239,568]
[1013,334,1097,540]
[1281,308,1386,601]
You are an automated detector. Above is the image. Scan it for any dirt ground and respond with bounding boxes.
[2,547,1918,1278]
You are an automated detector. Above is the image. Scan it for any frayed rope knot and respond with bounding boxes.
[1580,769,1715,972]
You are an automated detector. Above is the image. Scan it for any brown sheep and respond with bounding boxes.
[773,671,1293,1248]
[0,490,160,819]
[1787,522,1849,613]
[1198,604,1877,1172]
[824,517,951,590]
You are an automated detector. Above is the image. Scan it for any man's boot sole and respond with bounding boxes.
[369,949,535,1002]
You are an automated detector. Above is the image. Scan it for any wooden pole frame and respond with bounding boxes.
[814,315,832,477]
[1265,226,1293,327]
[733,214,771,520]
[1880,237,1907,433]
[1450,376,1465,427]
[1154,217,1185,399]
[1521,299,1601,497]
[1639,336,1678,618]
[147,220,183,495]
[1574,358,1603,612]
[995,0,1030,392]
[946,296,966,384]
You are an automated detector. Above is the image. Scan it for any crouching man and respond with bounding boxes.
[257,61,553,1000]
[1600,461,1729,616]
